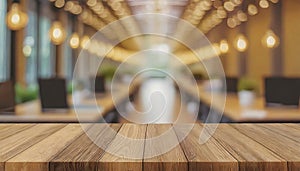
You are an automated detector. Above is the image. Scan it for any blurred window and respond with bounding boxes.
[39,16,55,78]
[24,2,38,85]
[0,1,10,81]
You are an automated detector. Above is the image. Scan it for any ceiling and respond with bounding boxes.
[49,0,278,64]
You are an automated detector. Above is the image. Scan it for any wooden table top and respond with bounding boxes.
[0,123,299,171]
[182,82,300,122]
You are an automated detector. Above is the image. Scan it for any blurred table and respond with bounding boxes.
[182,82,300,122]
[0,83,139,123]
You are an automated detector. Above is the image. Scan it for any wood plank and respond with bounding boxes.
[208,124,287,171]
[143,124,187,171]
[0,124,66,171]
[99,124,147,171]
[232,124,300,171]
[174,124,238,171]
[5,124,89,171]
[284,124,300,131]
[0,124,35,141]
[50,124,122,171]
[257,124,300,143]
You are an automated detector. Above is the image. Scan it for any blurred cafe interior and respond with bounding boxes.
[0,0,300,124]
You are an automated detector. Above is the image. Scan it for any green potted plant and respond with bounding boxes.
[97,65,117,90]
[237,78,258,106]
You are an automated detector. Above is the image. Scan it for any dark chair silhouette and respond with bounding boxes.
[38,78,69,112]
[265,77,300,107]
[226,77,238,93]
[0,80,15,114]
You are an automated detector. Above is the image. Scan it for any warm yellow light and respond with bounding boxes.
[49,21,66,45]
[80,35,90,49]
[259,0,269,8]
[23,45,32,57]
[212,43,221,55]
[219,40,229,54]
[69,33,80,49]
[224,1,234,12]
[262,30,280,48]
[235,34,248,52]
[227,17,236,28]
[237,10,247,22]
[6,3,28,30]
[55,0,65,8]
[269,0,279,3]
[248,4,258,16]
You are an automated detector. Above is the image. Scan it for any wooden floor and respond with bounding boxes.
[0,123,300,171]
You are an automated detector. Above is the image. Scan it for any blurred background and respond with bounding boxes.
[0,0,299,123]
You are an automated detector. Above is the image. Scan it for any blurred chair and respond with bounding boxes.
[226,77,238,93]
[193,73,205,82]
[38,78,69,112]
[0,80,15,114]
[94,75,106,94]
[265,77,300,107]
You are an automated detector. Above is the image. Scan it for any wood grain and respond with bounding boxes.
[50,124,122,171]
[208,124,287,171]
[5,124,87,171]
[0,124,66,171]
[174,124,238,171]
[99,124,147,171]
[0,124,299,171]
[257,124,300,143]
[0,124,35,141]
[232,124,300,171]
[144,124,187,171]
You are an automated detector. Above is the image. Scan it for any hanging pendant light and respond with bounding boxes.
[234,34,248,52]
[219,39,229,54]
[49,21,66,45]
[6,2,28,30]
[69,33,80,49]
[80,35,90,50]
[262,30,280,48]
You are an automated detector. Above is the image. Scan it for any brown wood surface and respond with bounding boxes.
[50,124,122,171]
[99,124,147,171]
[206,124,287,170]
[174,124,238,171]
[0,123,299,171]
[231,124,300,171]
[144,124,187,171]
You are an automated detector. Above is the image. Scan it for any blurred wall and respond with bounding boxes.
[208,0,300,94]
[283,0,300,76]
